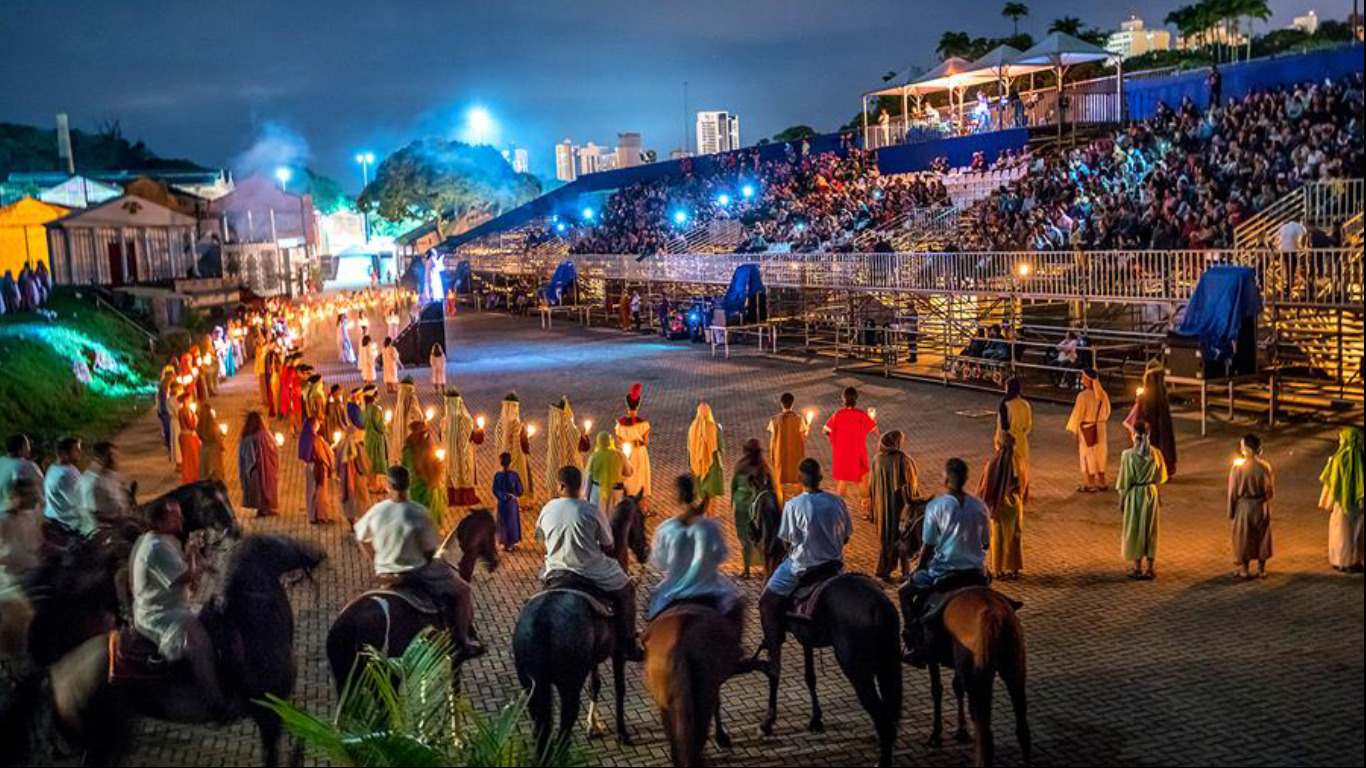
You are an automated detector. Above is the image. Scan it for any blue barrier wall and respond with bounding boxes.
[1126,44,1364,119]
[875,128,1030,175]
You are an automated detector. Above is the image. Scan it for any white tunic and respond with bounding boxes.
[130,533,194,660]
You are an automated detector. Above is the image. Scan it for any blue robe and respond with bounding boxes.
[492,469,524,549]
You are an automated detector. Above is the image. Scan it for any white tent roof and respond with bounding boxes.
[910,57,996,92]
[1012,31,1113,68]
[967,44,1051,80]
[48,194,197,229]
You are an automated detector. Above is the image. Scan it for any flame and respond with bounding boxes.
[425,407,436,421]
[583,419,593,433]
[622,442,633,457]
[526,423,537,438]
[436,448,447,461]
[218,423,228,436]
[274,432,285,446]
[804,408,816,425]
[476,415,486,429]
[384,409,394,424]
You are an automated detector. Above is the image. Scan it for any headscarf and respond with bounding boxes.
[547,397,582,491]
[1321,426,1365,513]
[879,429,904,453]
[733,437,773,490]
[978,431,1018,516]
[999,377,1023,432]
[444,390,476,481]
[688,403,720,477]
[587,432,625,492]
[495,393,523,457]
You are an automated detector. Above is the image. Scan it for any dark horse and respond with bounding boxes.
[760,573,904,768]
[2,535,325,768]
[511,494,647,759]
[26,480,240,667]
[325,509,500,691]
[643,603,743,767]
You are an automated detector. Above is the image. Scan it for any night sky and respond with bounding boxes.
[1,0,1353,188]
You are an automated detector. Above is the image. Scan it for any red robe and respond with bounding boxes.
[825,407,877,483]
[178,406,201,485]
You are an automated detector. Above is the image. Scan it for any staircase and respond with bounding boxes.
[1235,179,1366,250]
[854,206,961,252]
[1271,306,1365,390]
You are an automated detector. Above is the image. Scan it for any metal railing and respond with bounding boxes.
[1235,179,1365,249]
[463,247,1362,309]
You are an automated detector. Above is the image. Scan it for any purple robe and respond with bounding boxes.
[238,429,279,512]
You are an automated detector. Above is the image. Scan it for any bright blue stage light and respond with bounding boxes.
[582,207,596,221]
[716,193,731,207]
[555,222,567,233]
[741,184,755,199]
[673,210,689,225]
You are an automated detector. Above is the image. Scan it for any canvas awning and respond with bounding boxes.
[1011,31,1113,69]
[910,57,996,92]
[967,44,1050,82]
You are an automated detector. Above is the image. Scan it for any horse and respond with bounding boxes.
[1,535,325,768]
[897,505,1030,767]
[760,573,903,768]
[325,509,500,692]
[26,480,239,667]
[609,490,650,572]
[643,603,743,767]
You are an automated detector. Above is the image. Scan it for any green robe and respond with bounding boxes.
[729,470,765,570]
[1118,445,1168,560]
[404,443,449,527]
[362,404,388,477]
[694,431,725,500]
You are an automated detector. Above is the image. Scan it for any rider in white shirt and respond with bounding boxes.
[0,434,44,515]
[648,474,739,621]
[43,437,92,537]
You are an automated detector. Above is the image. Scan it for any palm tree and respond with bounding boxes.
[1048,16,1085,37]
[936,30,975,59]
[1002,2,1030,36]
[263,632,587,767]
[1230,0,1271,60]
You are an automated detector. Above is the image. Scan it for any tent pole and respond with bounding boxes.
[861,96,870,149]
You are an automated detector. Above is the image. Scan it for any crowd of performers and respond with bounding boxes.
[0,261,52,316]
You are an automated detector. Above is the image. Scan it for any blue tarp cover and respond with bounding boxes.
[1178,265,1262,363]
[547,261,577,305]
[723,263,765,318]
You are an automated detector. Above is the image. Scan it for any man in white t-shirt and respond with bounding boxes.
[130,499,232,718]
[535,465,642,661]
[0,434,43,516]
[354,466,483,660]
[43,437,92,536]
[80,441,134,529]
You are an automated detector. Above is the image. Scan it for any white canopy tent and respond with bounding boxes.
[1010,32,1118,137]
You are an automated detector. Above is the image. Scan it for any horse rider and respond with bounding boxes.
[755,458,852,677]
[353,466,485,661]
[899,457,991,668]
[647,474,741,625]
[535,465,644,662]
[129,499,234,720]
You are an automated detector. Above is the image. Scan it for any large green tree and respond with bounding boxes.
[357,138,541,238]
[937,31,975,59]
[1002,2,1030,36]
[772,125,818,143]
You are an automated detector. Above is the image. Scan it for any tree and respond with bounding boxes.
[1048,16,1085,37]
[773,125,818,143]
[1002,2,1030,36]
[357,138,541,238]
[936,31,975,59]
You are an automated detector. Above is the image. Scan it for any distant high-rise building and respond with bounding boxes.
[512,147,530,174]
[1106,17,1172,59]
[555,139,578,183]
[1291,10,1319,35]
[615,132,643,169]
[669,148,694,161]
[696,111,740,156]
[574,142,619,176]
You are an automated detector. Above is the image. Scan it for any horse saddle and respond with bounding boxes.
[108,627,173,685]
[530,576,617,617]
[786,562,845,623]
[351,588,442,617]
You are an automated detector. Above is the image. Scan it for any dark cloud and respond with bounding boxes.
[1,0,1349,186]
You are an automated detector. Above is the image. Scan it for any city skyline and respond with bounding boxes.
[0,0,1356,188]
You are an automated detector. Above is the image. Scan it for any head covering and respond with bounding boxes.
[587,432,625,493]
[1321,427,1365,513]
[999,378,1023,431]
[733,437,773,490]
[688,403,720,477]
[879,430,904,452]
[627,382,643,410]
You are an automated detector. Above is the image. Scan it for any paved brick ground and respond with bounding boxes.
[67,308,1365,767]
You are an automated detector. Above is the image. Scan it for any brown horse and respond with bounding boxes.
[643,603,742,767]
[609,491,650,572]
[923,587,1030,768]
[325,509,499,691]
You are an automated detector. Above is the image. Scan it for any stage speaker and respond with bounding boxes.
[396,301,448,366]
[1165,318,1258,380]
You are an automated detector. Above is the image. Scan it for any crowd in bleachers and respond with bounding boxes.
[568,146,950,256]
[960,73,1366,252]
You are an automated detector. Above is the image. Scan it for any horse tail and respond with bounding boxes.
[873,595,904,725]
[0,669,52,767]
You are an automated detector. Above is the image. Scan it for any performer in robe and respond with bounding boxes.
[403,420,449,526]
[546,397,589,501]
[871,430,919,582]
[237,410,279,518]
[388,378,423,467]
[1117,420,1169,580]
[361,385,389,491]
[824,386,878,519]
[177,393,201,485]
[258,340,278,417]
[156,367,176,456]
[979,431,1025,580]
[300,417,335,525]
[168,384,183,468]
[196,407,226,483]
[337,313,356,364]
[586,432,632,513]
[494,393,534,505]
[1066,369,1112,492]
[615,383,653,506]
[1125,359,1178,477]
[444,390,484,508]
[277,354,299,430]
[358,334,376,386]
[687,403,725,509]
[1228,433,1274,579]
[381,337,401,393]
[768,392,809,502]
[994,377,1032,496]
[1320,426,1364,572]
[492,452,524,551]
[325,384,349,440]
[430,344,447,395]
[336,395,373,525]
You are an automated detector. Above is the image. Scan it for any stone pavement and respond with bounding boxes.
[92,308,1365,767]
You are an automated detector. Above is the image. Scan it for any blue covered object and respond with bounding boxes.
[723,264,766,323]
[1178,265,1261,364]
[547,261,578,306]
[452,260,473,293]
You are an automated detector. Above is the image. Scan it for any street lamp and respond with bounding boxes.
[355,152,376,243]
[467,107,494,145]
[275,166,293,191]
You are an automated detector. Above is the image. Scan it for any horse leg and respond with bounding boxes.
[803,645,823,733]
[585,667,606,739]
[528,678,555,760]
[256,712,282,768]
[560,678,586,753]
[953,672,971,744]
[966,671,996,768]
[925,662,945,748]
[714,700,732,750]
[760,647,780,737]
[1002,659,1031,766]
[613,652,632,746]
